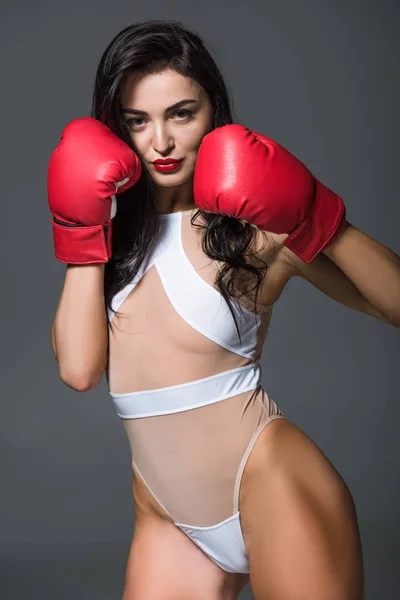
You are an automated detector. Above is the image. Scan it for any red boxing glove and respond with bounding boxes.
[193,124,346,263]
[47,117,142,264]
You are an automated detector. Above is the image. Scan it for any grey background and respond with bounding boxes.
[1,0,399,598]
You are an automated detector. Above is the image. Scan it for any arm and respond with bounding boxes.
[322,221,400,328]
[278,228,399,328]
[47,118,140,390]
[193,124,399,327]
[52,264,109,391]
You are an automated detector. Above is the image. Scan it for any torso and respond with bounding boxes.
[105,212,295,393]
[106,210,291,533]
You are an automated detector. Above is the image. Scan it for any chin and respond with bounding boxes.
[153,170,194,187]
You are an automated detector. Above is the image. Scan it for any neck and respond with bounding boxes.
[154,177,196,215]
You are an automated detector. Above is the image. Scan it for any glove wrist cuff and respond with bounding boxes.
[51,218,113,264]
[283,179,346,263]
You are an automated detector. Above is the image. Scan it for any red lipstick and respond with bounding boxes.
[152,158,183,173]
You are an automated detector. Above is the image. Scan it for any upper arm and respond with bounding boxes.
[276,244,393,325]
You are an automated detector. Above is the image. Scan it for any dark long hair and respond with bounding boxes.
[90,19,273,340]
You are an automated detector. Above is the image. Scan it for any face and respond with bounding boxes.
[120,68,214,196]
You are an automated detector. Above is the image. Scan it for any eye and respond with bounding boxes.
[125,116,146,129]
[172,109,193,120]
[125,109,193,130]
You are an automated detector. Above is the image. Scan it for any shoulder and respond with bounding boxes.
[252,228,298,273]
[249,229,299,305]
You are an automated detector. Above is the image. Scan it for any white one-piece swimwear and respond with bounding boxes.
[107,207,285,574]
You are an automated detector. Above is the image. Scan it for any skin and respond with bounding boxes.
[120,68,214,215]
[118,68,365,599]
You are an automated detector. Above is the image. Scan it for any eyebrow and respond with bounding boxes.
[121,98,198,115]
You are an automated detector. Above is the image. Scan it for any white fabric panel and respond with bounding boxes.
[110,361,261,418]
[109,211,260,359]
[175,511,249,573]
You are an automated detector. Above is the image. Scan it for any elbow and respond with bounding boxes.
[59,368,104,392]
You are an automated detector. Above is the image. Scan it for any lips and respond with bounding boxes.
[152,159,183,173]
[153,159,182,165]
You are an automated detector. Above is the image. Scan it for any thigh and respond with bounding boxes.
[122,516,249,600]
[238,419,364,600]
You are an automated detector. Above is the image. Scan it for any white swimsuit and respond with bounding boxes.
[107,208,285,573]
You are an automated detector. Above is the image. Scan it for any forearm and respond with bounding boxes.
[323,221,400,327]
[53,264,108,390]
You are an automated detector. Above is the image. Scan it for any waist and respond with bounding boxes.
[109,361,262,419]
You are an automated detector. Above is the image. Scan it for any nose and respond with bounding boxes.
[152,123,175,156]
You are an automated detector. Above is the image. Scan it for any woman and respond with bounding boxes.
[49,19,400,600]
